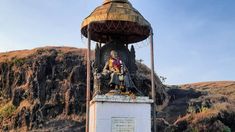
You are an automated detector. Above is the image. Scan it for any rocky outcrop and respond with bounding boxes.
[0,47,168,131]
[157,82,235,132]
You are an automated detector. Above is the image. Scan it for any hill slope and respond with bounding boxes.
[181,81,235,100]
[0,47,168,131]
[156,81,235,132]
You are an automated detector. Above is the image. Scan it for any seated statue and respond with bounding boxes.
[102,50,136,92]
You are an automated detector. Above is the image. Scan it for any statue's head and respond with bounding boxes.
[110,50,118,59]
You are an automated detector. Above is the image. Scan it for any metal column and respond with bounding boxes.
[86,25,91,132]
[150,29,157,132]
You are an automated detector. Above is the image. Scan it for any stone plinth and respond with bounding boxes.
[89,95,153,132]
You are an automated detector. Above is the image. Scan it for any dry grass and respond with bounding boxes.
[180,81,235,100]
[0,46,93,63]
[192,103,230,123]
[175,102,234,125]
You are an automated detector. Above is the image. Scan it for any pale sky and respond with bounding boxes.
[0,0,235,84]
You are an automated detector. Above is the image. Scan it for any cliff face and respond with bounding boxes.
[0,47,168,131]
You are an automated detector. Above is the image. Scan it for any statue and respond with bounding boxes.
[92,41,143,96]
[102,50,135,92]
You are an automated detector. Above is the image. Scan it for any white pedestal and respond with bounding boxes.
[89,95,153,132]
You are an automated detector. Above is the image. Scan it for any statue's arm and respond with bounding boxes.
[102,61,110,73]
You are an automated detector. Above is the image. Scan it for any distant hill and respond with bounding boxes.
[181,81,235,100]
[156,81,235,132]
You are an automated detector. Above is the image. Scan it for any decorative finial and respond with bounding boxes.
[103,0,128,4]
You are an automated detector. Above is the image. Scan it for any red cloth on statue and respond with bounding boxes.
[109,57,122,73]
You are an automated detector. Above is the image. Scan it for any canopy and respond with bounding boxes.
[81,0,152,44]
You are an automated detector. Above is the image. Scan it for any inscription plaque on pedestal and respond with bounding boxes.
[111,117,135,132]
[89,95,153,132]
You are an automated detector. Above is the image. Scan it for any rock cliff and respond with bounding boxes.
[0,47,168,131]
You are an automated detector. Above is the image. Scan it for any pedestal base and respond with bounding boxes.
[89,95,153,132]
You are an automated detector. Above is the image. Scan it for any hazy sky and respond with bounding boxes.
[0,0,235,84]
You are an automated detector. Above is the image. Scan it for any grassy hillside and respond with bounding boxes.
[181,81,235,100]
[157,81,235,132]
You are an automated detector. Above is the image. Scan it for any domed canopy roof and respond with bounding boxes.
[81,0,151,44]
